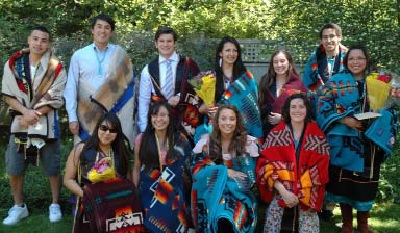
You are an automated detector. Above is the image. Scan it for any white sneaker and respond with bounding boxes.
[3,204,29,225]
[49,203,62,223]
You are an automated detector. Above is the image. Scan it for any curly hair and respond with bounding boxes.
[209,104,248,163]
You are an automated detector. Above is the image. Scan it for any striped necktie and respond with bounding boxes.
[163,59,174,99]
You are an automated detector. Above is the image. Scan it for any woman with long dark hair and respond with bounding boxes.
[133,101,193,232]
[196,36,262,141]
[317,45,398,233]
[64,112,141,232]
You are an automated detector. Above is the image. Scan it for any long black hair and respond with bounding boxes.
[139,101,182,171]
[81,112,130,176]
[214,36,247,103]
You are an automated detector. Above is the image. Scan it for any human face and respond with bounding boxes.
[155,33,175,58]
[98,121,117,145]
[91,19,113,48]
[289,98,307,124]
[151,106,170,131]
[346,49,367,78]
[27,30,50,57]
[219,42,238,66]
[218,108,237,137]
[321,28,341,54]
[272,52,289,77]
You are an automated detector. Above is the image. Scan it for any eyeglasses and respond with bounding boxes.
[348,57,367,62]
[322,34,337,40]
[99,125,118,133]
[151,113,169,119]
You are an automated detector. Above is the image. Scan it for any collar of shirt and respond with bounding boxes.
[91,42,109,51]
[158,51,179,64]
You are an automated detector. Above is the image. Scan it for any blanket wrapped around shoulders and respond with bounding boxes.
[256,121,329,211]
[77,45,135,148]
[2,49,66,143]
[191,136,258,233]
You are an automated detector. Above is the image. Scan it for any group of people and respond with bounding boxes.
[1,12,397,233]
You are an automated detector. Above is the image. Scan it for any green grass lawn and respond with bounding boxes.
[0,138,399,233]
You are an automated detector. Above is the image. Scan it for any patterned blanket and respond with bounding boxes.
[221,71,262,138]
[77,45,135,148]
[191,151,257,233]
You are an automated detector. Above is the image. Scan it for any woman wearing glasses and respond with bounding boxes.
[64,112,137,232]
[317,45,398,233]
[133,101,193,232]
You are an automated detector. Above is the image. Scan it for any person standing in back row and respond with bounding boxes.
[1,26,66,225]
[64,13,136,149]
[138,26,201,145]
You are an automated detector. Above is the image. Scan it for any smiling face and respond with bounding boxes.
[151,105,170,132]
[97,120,117,146]
[27,30,50,57]
[321,28,341,54]
[155,33,176,58]
[272,52,289,77]
[92,19,113,48]
[346,49,367,79]
[289,98,307,124]
[217,108,237,137]
[219,42,238,66]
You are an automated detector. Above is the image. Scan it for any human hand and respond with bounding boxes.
[342,116,364,132]
[22,109,41,126]
[69,121,80,135]
[268,112,282,125]
[280,190,299,208]
[227,169,248,180]
[168,94,180,107]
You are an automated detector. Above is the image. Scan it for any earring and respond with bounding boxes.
[219,58,222,67]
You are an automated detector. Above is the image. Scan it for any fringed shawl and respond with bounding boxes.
[2,49,66,140]
[76,45,135,148]
[256,122,329,211]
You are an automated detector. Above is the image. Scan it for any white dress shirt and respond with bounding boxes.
[137,51,179,132]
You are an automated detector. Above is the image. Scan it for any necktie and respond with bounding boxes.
[163,59,174,99]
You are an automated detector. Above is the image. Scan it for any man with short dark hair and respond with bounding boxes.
[64,14,136,149]
[302,23,348,91]
[302,23,348,221]
[138,26,201,144]
[1,26,66,225]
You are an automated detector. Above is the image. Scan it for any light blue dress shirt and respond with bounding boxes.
[64,43,116,122]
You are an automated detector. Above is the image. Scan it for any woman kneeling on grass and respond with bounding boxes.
[64,112,143,233]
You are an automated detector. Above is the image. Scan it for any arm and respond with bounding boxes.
[64,53,80,135]
[64,144,84,198]
[137,66,152,132]
[4,96,41,127]
[132,134,142,187]
[273,180,299,207]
